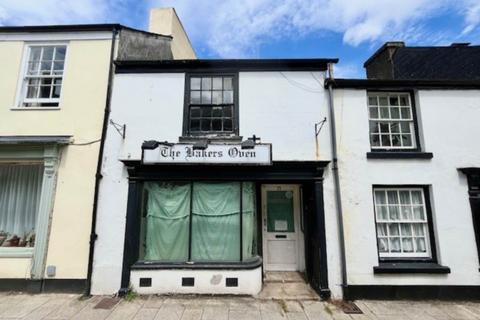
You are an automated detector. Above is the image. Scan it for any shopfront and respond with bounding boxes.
[118,143,330,298]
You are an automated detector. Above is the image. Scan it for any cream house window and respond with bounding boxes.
[20,45,67,107]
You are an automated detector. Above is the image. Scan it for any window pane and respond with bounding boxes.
[391,135,401,147]
[369,107,379,118]
[212,119,222,131]
[376,206,388,220]
[402,134,413,147]
[413,224,425,236]
[54,46,66,61]
[190,107,201,118]
[39,85,51,99]
[201,91,212,104]
[201,77,212,90]
[212,77,222,90]
[212,107,222,117]
[371,134,380,147]
[27,62,40,75]
[369,122,379,133]
[201,107,212,117]
[53,61,64,75]
[378,238,388,252]
[266,191,295,232]
[390,237,401,252]
[412,206,425,220]
[379,96,388,106]
[200,119,211,131]
[26,82,39,99]
[380,107,389,119]
[141,182,190,262]
[375,190,386,204]
[30,47,42,62]
[42,47,54,60]
[411,191,423,204]
[390,122,400,133]
[389,96,399,106]
[190,77,201,90]
[381,135,391,147]
[52,85,62,98]
[400,122,411,133]
[402,238,414,252]
[223,106,232,117]
[190,91,201,104]
[0,164,44,248]
[400,206,412,220]
[399,191,410,205]
[223,90,234,104]
[390,107,400,119]
[223,77,233,90]
[389,206,399,220]
[242,182,257,260]
[389,224,399,236]
[416,238,427,252]
[379,123,389,133]
[368,96,378,106]
[400,107,411,119]
[212,91,222,104]
[377,223,387,236]
[223,119,233,131]
[401,224,412,236]
[399,95,409,106]
[191,182,241,261]
[40,61,53,74]
[387,191,399,204]
[190,119,200,131]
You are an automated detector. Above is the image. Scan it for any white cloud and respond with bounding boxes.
[462,1,480,35]
[150,0,465,57]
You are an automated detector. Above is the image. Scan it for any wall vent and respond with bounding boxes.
[226,277,238,287]
[182,277,195,287]
[139,278,152,287]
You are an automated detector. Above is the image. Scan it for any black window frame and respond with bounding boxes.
[372,185,438,264]
[366,90,422,153]
[183,72,239,137]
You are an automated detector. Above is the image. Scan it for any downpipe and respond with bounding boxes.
[326,63,348,298]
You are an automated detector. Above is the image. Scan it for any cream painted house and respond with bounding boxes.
[0,11,195,293]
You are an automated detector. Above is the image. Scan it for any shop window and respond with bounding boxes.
[184,74,238,136]
[0,164,44,249]
[373,187,434,259]
[139,181,257,263]
[367,92,419,150]
[19,45,67,108]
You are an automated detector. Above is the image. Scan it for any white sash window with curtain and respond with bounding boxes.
[0,163,44,248]
[139,181,257,263]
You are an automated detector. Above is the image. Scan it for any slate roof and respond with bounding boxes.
[381,45,480,80]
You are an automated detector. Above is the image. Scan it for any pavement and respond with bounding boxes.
[1,293,480,320]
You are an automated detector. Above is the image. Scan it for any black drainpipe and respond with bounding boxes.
[326,64,348,299]
[85,27,119,296]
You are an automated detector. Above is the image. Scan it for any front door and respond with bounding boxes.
[262,184,304,271]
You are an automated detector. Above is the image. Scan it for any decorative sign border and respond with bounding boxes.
[143,143,272,165]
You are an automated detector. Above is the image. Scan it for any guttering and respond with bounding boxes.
[325,66,348,297]
[85,26,118,296]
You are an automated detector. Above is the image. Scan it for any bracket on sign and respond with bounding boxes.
[315,117,327,137]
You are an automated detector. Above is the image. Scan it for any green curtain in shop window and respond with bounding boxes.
[144,182,190,261]
[191,182,241,262]
[242,182,256,260]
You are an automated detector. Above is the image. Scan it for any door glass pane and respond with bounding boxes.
[266,190,294,232]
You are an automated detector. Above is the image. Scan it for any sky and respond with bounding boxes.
[1,0,479,78]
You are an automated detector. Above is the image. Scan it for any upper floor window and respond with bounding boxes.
[21,45,67,107]
[368,92,417,150]
[184,74,238,136]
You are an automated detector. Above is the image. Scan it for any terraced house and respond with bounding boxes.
[0,8,194,293]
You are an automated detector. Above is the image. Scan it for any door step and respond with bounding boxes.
[264,271,307,283]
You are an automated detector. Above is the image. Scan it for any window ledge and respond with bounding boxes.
[132,256,262,271]
[367,152,433,159]
[0,247,34,258]
[374,262,450,274]
[179,135,243,144]
[10,107,60,111]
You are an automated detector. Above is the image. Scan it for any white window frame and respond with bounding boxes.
[13,42,69,110]
[373,187,432,259]
[367,92,417,150]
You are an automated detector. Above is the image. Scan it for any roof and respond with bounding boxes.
[324,78,480,89]
[115,58,339,73]
[0,24,172,39]
[365,43,480,80]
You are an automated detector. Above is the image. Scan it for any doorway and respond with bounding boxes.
[261,184,305,272]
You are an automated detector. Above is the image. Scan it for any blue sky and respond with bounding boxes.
[1,0,479,78]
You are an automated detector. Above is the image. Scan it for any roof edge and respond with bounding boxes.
[114,58,339,73]
[324,78,480,89]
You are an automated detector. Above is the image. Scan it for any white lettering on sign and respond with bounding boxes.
[143,144,272,165]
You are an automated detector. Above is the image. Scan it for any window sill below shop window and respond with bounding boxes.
[132,256,262,271]
[373,262,450,274]
[179,135,243,144]
[0,247,34,258]
[367,152,434,159]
